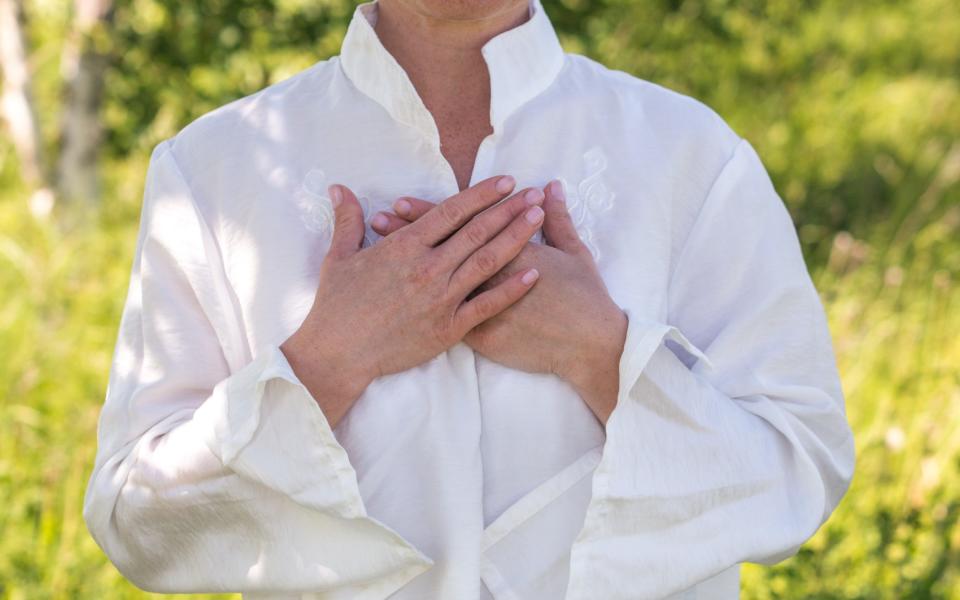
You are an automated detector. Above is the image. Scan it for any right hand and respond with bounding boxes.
[280,175,546,427]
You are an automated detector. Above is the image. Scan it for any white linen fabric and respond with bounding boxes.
[82,0,856,598]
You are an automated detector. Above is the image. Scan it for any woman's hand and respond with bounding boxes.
[371,180,628,425]
[282,176,546,428]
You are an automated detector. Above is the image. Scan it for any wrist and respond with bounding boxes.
[564,305,627,426]
[280,326,374,428]
[566,303,627,380]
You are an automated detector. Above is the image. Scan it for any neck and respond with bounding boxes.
[373,1,531,125]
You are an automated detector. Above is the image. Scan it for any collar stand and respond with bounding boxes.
[338,0,565,143]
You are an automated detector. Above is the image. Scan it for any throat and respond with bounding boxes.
[399,58,495,192]
[372,0,517,191]
[436,104,494,192]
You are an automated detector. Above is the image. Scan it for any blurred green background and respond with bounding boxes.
[1,0,958,598]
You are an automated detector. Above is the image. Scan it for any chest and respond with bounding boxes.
[198,97,684,355]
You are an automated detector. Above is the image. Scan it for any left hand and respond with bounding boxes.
[370,180,628,425]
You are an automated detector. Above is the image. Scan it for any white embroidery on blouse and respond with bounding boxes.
[293,167,381,247]
[553,146,615,262]
[294,147,615,258]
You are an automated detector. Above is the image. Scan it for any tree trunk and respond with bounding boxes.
[56,0,114,206]
[0,0,54,216]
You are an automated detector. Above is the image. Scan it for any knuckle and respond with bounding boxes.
[431,319,453,348]
[333,212,350,230]
[464,220,488,247]
[379,232,413,259]
[335,207,359,225]
[510,197,532,218]
[551,210,572,228]
[510,219,534,242]
[439,202,465,227]
[473,249,499,277]
[472,294,497,320]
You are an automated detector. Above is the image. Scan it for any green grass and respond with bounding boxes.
[0,151,957,598]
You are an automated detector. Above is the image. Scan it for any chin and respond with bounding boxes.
[396,0,529,22]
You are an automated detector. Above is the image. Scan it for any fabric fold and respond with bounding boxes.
[479,447,603,600]
[616,315,716,414]
[191,344,366,519]
[83,138,434,597]
[559,138,855,599]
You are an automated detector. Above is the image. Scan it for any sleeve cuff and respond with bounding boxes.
[586,307,714,502]
[191,344,367,519]
[617,306,714,401]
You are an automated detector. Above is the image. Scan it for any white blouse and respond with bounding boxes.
[82,0,856,598]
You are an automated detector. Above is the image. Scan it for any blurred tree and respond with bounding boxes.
[55,0,115,206]
[0,0,54,216]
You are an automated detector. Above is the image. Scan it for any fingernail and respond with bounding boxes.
[496,175,516,194]
[521,268,540,285]
[329,185,342,208]
[371,212,389,229]
[394,198,411,217]
[549,179,566,202]
[525,205,544,224]
[524,188,544,205]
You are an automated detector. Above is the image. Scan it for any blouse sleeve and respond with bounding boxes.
[82,138,433,597]
[565,138,856,599]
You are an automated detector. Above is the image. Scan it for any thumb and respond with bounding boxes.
[541,179,588,255]
[327,184,366,259]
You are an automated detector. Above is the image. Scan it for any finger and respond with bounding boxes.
[369,210,411,237]
[392,196,436,221]
[542,179,589,255]
[327,184,366,260]
[454,268,540,332]
[436,186,544,269]
[448,202,544,296]
[407,175,516,246]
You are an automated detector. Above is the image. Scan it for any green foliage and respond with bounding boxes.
[104,0,351,156]
[557,0,960,265]
[0,0,958,597]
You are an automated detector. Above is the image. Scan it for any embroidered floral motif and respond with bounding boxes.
[294,147,615,260]
[293,168,380,247]
[554,146,615,262]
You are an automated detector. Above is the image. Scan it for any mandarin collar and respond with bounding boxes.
[338,0,565,144]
